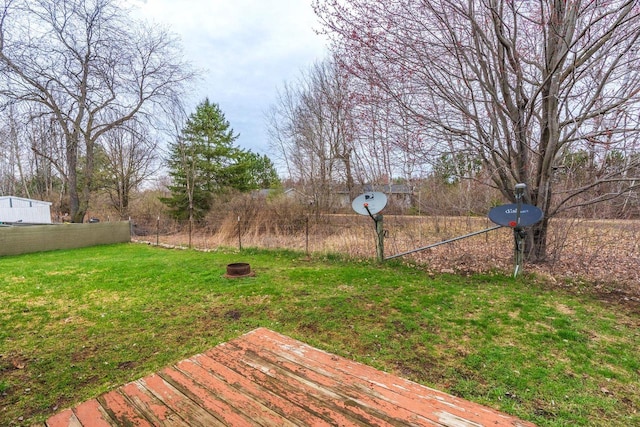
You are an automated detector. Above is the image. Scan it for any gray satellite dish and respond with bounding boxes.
[488,203,544,228]
[352,192,388,216]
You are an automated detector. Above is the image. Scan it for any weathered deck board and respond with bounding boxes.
[45,328,536,426]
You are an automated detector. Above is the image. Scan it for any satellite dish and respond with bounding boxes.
[352,192,388,216]
[488,203,544,227]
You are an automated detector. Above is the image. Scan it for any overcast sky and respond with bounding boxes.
[132,0,328,155]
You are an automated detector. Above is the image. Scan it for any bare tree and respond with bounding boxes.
[268,58,357,215]
[348,83,432,187]
[0,0,195,222]
[315,0,640,261]
[26,112,68,207]
[99,120,160,219]
[0,103,68,216]
[0,105,29,196]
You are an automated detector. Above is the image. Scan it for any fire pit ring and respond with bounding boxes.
[225,262,254,278]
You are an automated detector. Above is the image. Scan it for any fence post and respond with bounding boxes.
[305,215,310,258]
[237,216,242,250]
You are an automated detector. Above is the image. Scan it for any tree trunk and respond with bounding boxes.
[69,186,83,222]
[188,202,193,248]
[529,217,549,263]
[67,133,83,222]
[69,137,94,223]
[120,181,130,220]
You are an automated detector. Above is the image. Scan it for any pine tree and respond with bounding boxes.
[162,99,280,247]
[161,99,240,223]
[231,151,281,191]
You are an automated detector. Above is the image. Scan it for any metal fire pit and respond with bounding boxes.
[225,262,254,278]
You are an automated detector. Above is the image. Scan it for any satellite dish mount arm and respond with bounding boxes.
[364,204,378,224]
[352,193,388,263]
[365,204,385,262]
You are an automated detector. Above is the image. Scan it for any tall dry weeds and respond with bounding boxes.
[133,195,640,300]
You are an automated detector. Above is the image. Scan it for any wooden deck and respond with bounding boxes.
[43,328,535,426]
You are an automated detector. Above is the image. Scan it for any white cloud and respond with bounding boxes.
[130,0,328,153]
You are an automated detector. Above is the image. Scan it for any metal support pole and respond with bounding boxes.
[364,204,385,263]
[376,214,384,263]
[385,225,501,260]
[514,228,526,278]
[513,183,526,277]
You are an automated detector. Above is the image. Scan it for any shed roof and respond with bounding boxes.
[0,196,52,206]
[336,184,413,194]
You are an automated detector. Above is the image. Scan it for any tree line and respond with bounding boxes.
[267,0,640,261]
[0,0,278,226]
[2,0,639,263]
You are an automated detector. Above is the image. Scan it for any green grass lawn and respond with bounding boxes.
[1,243,638,426]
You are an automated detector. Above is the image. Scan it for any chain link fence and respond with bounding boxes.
[131,214,517,266]
[130,213,640,293]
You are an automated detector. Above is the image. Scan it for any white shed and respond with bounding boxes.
[0,196,52,224]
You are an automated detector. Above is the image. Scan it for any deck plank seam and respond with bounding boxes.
[216,341,426,427]
[235,332,483,423]
[203,346,377,426]
[190,352,336,426]
[158,363,273,426]
[241,329,531,426]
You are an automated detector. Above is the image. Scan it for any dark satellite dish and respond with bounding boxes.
[352,192,388,216]
[488,203,544,227]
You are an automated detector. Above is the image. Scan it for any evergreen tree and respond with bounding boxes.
[233,151,281,190]
[161,99,240,222]
[162,99,281,240]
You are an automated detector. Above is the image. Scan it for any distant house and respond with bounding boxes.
[0,196,52,224]
[282,188,314,204]
[252,188,301,199]
[252,189,274,198]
